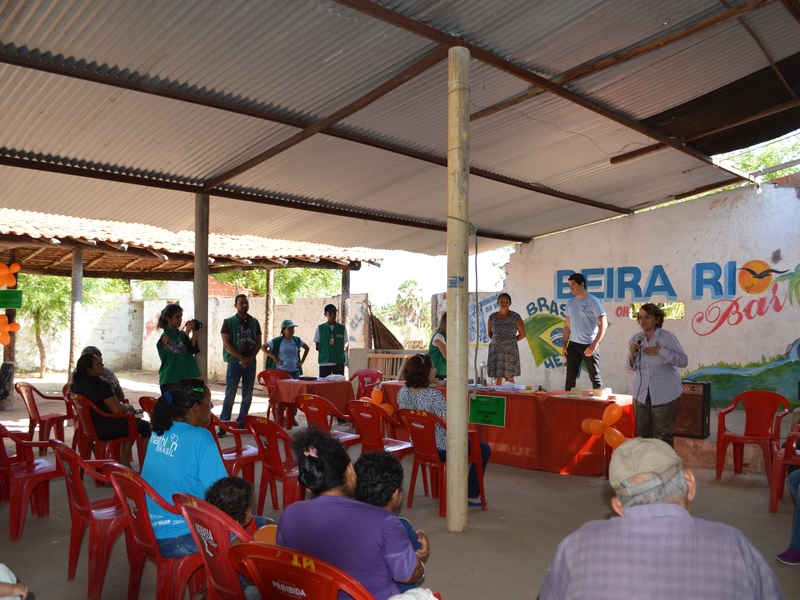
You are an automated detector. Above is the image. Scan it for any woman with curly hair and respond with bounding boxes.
[277,428,424,600]
[140,379,227,557]
[397,353,491,506]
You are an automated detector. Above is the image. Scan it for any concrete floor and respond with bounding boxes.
[1,371,798,599]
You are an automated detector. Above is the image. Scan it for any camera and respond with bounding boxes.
[191,319,203,330]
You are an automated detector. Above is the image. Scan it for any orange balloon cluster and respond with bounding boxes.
[0,263,20,288]
[361,388,395,415]
[0,314,20,346]
[580,403,626,448]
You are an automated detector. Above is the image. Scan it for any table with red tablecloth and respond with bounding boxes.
[270,379,355,427]
[381,381,633,476]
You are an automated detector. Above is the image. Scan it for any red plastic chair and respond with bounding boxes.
[0,423,62,541]
[345,400,413,460]
[104,464,204,600]
[257,369,293,424]
[229,542,376,600]
[349,369,383,399]
[15,382,74,456]
[69,393,146,469]
[295,394,361,449]
[244,416,304,513]
[397,409,487,517]
[204,414,260,485]
[769,424,800,512]
[174,493,253,600]
[51,440,140,600]
[715,390,790,484]
[63,386,91,459]
[138,396,157,419]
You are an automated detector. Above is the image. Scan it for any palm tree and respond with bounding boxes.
[775,262,800,306]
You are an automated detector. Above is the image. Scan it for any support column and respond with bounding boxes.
[265,268,275,341]
[445,46,470,531]
[195,193,210,382]
[69,246,84,373]
[341,268,350,374]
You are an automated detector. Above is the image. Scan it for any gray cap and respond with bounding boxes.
[609,438,682,497]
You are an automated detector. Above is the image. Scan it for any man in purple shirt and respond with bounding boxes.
[539,438,784,600]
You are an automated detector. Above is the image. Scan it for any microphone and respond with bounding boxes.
[636,335,643,346]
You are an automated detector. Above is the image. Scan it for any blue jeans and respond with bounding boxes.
[157,532,198,558]
[789,469,800,551]
[437,439,491,499]
[220,361,257,427]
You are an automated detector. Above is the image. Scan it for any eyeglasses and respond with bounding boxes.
[636,314,654,321]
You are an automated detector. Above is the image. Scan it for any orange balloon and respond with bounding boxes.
[602,403,623,426]
[581,417,595,434]
[589,419,606,435]
[604,427,625,449]
[370,389,384,404]
[9,263,20,273]
[0,332,9,346]
[380,403,395,416]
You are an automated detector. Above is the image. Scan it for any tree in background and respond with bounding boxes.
[376,279,431,349]
[18,274,128,376]
[716,129,800,182]
[213,268,340,304]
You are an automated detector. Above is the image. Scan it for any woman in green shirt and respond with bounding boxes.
[156,304,200,395]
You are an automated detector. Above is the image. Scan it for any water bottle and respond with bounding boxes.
[479,361,487,386]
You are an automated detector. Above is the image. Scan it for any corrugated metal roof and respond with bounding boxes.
[1,0,798,257]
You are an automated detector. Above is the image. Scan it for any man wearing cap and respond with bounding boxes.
[314,304,347,377]
[539,438,783,599]
[263,319,309,379]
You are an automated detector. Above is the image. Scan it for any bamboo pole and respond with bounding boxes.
[194,193,210,381]
[69,246,83,373]
[446,46,470,531]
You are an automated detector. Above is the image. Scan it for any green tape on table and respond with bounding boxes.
[469,394,506,427]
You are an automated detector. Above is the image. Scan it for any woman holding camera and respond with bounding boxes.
[157,303,201,395]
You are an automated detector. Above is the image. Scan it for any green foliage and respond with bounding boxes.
[19,275,128,337]
[775,263,800,306]
[213,269,340,304]
[717,130,800,181]
[374,279,431,348]
[134,280,164,300]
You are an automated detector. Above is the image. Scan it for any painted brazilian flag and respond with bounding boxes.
[524,313,564,367]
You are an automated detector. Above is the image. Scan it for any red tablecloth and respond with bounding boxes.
[270,379,355,415]
[381,381,633,476]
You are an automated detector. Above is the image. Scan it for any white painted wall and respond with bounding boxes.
[500,183,800,402]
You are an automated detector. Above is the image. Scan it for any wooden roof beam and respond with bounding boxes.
[203,46,448,190]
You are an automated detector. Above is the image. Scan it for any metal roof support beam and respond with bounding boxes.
[334,0,746,176]
[0,48,630,215]
[0,152,531,242]
[470,0,775,121]
[203,46,449,190]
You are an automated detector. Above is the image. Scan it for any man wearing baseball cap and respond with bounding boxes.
[539,438,783,599]
[314,303,346,377]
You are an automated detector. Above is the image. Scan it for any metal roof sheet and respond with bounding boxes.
[1,0,798,257]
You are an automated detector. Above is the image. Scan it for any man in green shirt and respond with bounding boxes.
[313,304,347,377]
[218,294,262,435]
